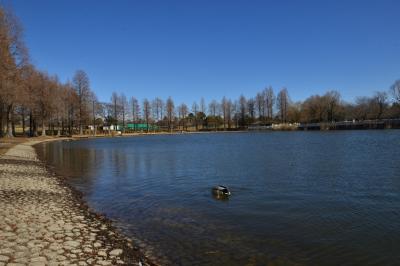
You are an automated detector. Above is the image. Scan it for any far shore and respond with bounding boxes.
[2,123,400,155]
[0,130,249,155]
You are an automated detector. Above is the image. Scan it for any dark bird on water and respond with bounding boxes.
[212,185,231,196]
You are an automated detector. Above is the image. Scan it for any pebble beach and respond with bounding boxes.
[0,140,153,266]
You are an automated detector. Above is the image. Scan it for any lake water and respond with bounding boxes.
[36,131,400,265]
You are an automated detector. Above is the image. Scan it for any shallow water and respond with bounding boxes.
[37,131,400,265]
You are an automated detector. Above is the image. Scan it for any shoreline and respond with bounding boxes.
[71,129,249,139]
[2,126,398,150]
[0,138,159,266]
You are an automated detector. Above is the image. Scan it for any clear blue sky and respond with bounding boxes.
[6,0,400,104]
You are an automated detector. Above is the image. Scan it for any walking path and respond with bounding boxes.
[0,140,152,266]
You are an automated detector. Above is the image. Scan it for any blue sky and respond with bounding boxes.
[6,0,400,104]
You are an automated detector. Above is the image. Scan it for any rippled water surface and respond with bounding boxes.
[37,131,400,265]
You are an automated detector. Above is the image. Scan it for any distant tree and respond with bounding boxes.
[208,100,220,130]
[247,98,256,121]
[47,75,61,135]
[62,81,78,135]
[166,97,175,132]
[239,95,247,128]
[391,80,400,104]
[208,100,218,117]
[287,102,302,123]
[89,92,98,136]
[302,95,324,123]
[221,97,229,130]
[152,97,163,122]
[143,98,151,132]
[72,70,91,135]
[120,94,128,133]
[277,88,290,123]
[200,97,206,114]
[264,86,275,120]
[111,92,120,126]
[228,99,236,128]
[372,91,388,119]
[192,101,199,130]
[324,90,341,122]
[196,111,206,129]
[96,102,108,130]
[255,92,265,120]
[354,97,372,120]
[178,103,188,130]
[130,97,140,128]
[205,115,223,130]
[35,72,54,136]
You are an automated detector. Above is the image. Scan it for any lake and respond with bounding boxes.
[36,131,400,265]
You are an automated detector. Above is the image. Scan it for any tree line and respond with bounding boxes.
[1,6,400,137]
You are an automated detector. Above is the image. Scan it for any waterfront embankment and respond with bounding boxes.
[0,139,155,266]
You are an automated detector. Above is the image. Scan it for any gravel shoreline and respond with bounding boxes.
[0,140,156,266]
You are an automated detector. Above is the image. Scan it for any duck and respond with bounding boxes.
[212,185,231,196]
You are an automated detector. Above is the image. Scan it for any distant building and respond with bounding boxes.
[102,125,121,131]
[126,123,159,130]
[101,123,159,131]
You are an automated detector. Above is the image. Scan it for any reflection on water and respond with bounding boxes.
[36,131,400,265]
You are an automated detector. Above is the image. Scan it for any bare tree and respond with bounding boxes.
[192,101,199,130]
[277,88,290,123]
[354,97,373,121]
[111,92,120,127]
[178,103,188,130]
[120,94,128,134]
[239,95,247,127]
[35,72,53,136]
[159,99,164,122]
[208,100,218,117]
[166,97,175,132]
[0,6,28,137]
[232,100,240,128]
[89,92,98,136]
[287,102,302,122]
[152,97,163,122]
[143,98,151,132]
[255,92,265,120]
[221,97,229,130]
[227,99,234,129]
[72,70,91,135]
[324,90,341,122]
[372,91,388,119]
[391,80,400,104]
[65,82,78,135]
[18,64,36,136]
[130,97,140,127]
[247,98,255,120]
[208,99,219,130]
[302,95,326,123]
[264,86,275,120]
[200,97,206,114]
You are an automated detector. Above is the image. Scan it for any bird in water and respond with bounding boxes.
[212,185,231,197]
